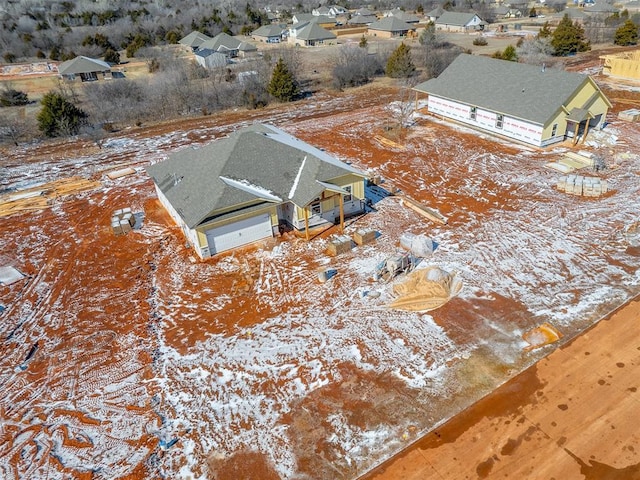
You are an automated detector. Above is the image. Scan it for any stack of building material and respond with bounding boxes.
[353,228,377,246]
[327,235,353,256]
[556,175,608,197]
[618,109,640,122]
[111,207,135,235]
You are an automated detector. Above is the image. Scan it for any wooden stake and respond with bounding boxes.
[339,194,344,234]
[304,207,310,241]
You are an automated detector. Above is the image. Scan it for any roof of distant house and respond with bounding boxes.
[252,24,286,37]
[295,22,337,41]
[368,16,413,31]
[435,11,482,26]
[58,56,111,75]
[178,31,211,48]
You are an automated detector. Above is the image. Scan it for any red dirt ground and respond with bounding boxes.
[1,49,639,480]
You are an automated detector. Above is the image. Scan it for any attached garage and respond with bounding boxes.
[205,213,272,254]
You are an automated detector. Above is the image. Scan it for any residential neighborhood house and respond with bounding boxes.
[58,56,112,81]
[435,11,486,32]
[146,124,367,259]
[367,16,415,38]
[288,22,337,46]
[251,24,286,43]
[198,32,258,59]
[178,31,211,51]
[413,54,612,147]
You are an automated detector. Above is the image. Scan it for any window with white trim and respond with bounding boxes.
[310,198,321,215]
[470,106,477,120]
[551,123,558,137]
[496,114,504,129]
[344,185,352,202]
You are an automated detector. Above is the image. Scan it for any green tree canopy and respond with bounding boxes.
[268,58,298,102]
[537,21,552,39]
[37,92,88,137]
[550,14,590,56]
[385,42,415,78]
[614,19,639,45]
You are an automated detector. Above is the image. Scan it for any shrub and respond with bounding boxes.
[473,37,488,46]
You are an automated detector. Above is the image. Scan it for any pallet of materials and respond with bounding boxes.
[556,175,608,197]
[327,235,353,256]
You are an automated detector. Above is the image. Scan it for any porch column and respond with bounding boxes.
[573,122,579,145]
[339,194,345,234]
[304,207,310,241]
[582,120,590,144]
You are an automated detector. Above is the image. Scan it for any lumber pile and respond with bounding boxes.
[353,228,377,246]
[373,134,406,151]
[0,176,102,218]
[399,196,448,225]
[327,235,353,256]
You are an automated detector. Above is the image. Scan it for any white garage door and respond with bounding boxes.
[205,213,272,254]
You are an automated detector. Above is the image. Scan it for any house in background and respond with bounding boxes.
[198,32,258,59]
[146,124,367,259]
[291,13,335,28]
[367,16,415,38]
[435,11,486,32]
[251,24,286,43]
[426,6,446,22]
[178,31,211,51]
[57,56,112,81]
[384,8,420,24]
[289,22,337,46]
[413,54,611,147]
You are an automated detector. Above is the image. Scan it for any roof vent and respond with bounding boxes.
[542,63,546,73]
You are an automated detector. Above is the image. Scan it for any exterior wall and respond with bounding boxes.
[253,34,281,43]
[565,80,610,129]
[601,51,640,80]
[367,29,398,38]
[291,37,337,46]
[427,95,543,146]
[154,185,203,255]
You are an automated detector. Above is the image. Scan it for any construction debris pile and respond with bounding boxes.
[388,266,462,312]
[0,176,101,218]
[625,221,640,247]
[556,175,608,197]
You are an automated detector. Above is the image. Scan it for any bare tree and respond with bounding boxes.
[0,109,35,146]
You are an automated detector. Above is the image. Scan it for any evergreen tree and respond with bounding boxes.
[385,42,415,78]
[502,45,518,61]
[104,49,120,64]
[268,58,298,102]
[614,19,639,45]
[37,92,88,137]
[359,35,368,48]
[537,21,552,39]
[551,14,590,56]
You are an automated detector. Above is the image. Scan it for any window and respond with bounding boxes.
[551,123,558,137]
[496,114,504,129]
[310,198,321,216]
[470,106,477,120]
[344,186,352,202]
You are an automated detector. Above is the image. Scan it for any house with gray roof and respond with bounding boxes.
[251,24,286,43]
[194,49,228,69]
[179,31,212,50]
[289,22,337,46]
[368,16,415,38]
[146,124,366,258]
[426,6,446,22]
[291,13,335,27]
[198,32,257,58]
[58,56,112,81]
[435,11,486,31]
[413,54,612,147]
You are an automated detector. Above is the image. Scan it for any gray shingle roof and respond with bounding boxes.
[252,25,285,37]
[58,56,111,75]
[413,54,594,125]
[368,16,413,32]
[435,11,480,26]
[199,32,242,52]
[296,23,336,41]
[146,124,363,228]
[179,31,211,48]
